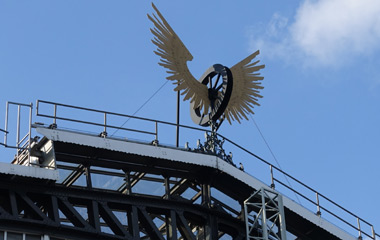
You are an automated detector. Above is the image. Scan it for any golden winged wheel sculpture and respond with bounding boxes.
[148,3,265,130]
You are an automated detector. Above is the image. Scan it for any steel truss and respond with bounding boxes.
[0,179,246,240]
[2,100,374,240]
[244,188,286,240]
[0,133,251,240]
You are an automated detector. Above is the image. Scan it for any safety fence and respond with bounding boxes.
[1,99,378,240]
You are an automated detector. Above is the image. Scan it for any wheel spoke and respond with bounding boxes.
[213,73,221,89]
[210,100,215,112]
[216,83,224,91]
[191,64,232,127]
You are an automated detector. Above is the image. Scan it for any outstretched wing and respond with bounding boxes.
[148,3,209,112]
[225,50,265,124]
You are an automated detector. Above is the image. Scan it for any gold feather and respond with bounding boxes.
[148,3,210,113]
[226,50,265,124]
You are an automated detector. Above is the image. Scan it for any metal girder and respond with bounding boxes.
[118,172,146,194]
[0,177,246,240]
[61,164,85,187]
[0,134,267,240]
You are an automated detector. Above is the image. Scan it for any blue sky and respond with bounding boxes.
[0,0,379,238]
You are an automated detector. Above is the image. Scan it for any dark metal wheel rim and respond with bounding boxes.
[190,64,233,127]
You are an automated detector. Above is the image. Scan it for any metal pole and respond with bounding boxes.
[155,122,158,142]
[53,104,57,125]
[244,202,249,240]
[4,102,9,146]
[104,112,107,134]
[176,89,180,147]
[28,103,33,165]
[164,176,170,200]
[36,100,39,115]
[316,192,321,216]
[261,188,269,240]
[270,165,275,189]
[277,193,287,240]
[124,171,132,195]
[357,218,362,240]
[16,105,21,161]
[371,225,375,239]
[84,166,92,189]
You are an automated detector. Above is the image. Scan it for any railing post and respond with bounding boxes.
[36,100,39,115]
[155,122,158,141]
[151,121,159,146]
[4,102,9,146]
[53,104,57,125]
[316,192,321,216]
[357,218,362,240]
[28,103,33,166]
[270,165,275,189]
[16,105,21,161]
[104,112,107,134]
[371,225,375,239]
[98,112,108,138]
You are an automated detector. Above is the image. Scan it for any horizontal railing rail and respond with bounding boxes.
[36,114,157,136]
[218,134,376,240]
[32,99,377,240]
[36,99,211,142]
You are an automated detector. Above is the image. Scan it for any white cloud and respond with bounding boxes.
[267,13,288,38]
[248,13,292,62]
[250,0,380,67]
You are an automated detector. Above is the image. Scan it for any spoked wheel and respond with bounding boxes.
[191,64,233,127]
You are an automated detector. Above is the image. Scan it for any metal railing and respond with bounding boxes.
[35,99,211,145]
[10,99,376,240]
[0,128,8,146]
[220,135,378,240]
[1,101,33,165]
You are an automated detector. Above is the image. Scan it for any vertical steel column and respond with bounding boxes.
[84,166,92,189]
[164,176,170,199]
[261,190,269,240]
[277,192,287,240]
[240,201,246,220]
[244,187,287,240]
[166,210,178,240]
[128,206,140,238]
[201,183,211,207]
[204,215,218,240]
[88,200,100,231]
[124,171,132,195]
